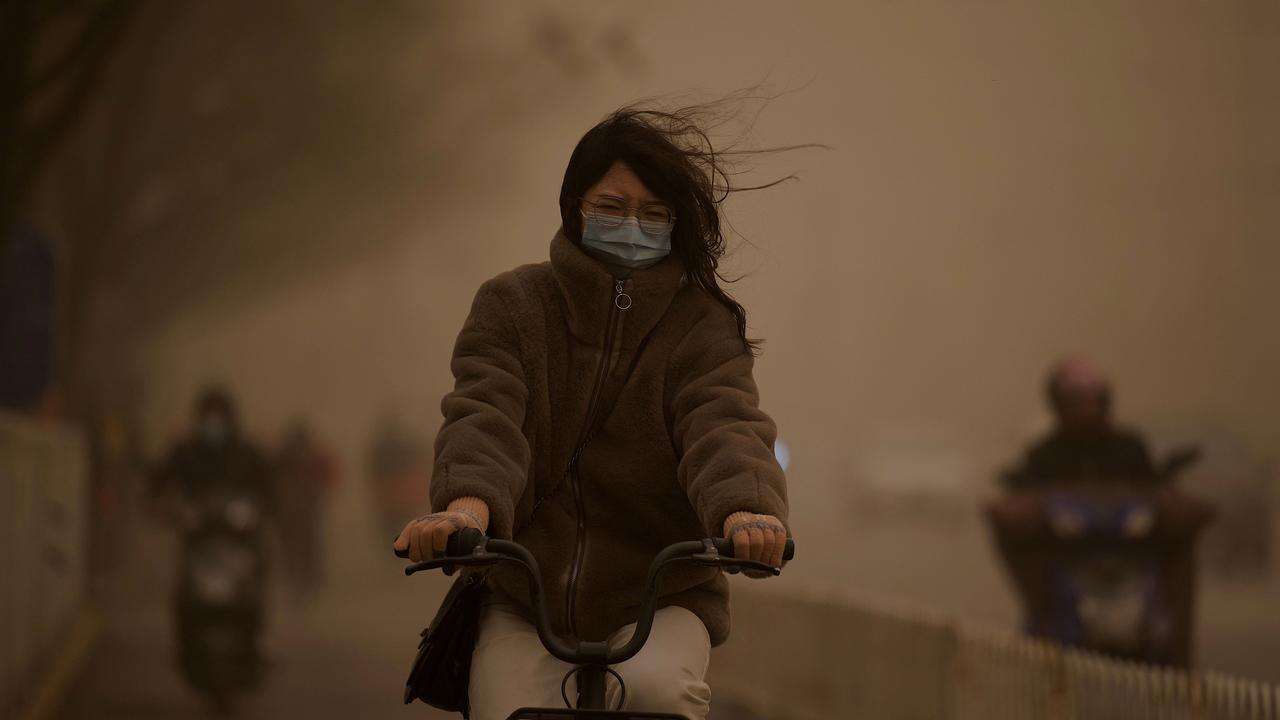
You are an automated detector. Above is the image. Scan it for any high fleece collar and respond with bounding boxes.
[549,229,686,348]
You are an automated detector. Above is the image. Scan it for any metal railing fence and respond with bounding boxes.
[714,587,1280,719]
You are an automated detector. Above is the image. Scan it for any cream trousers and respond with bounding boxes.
[469,600,712,720]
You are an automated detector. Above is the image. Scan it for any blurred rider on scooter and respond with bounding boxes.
[990,359,1213,666]
[150,386,275,706]
[1003,356,1156,490]
[151,386,276,525]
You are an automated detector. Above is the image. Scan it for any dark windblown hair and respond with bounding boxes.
[558,96,813,354]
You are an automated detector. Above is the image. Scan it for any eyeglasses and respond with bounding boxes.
[580,196,676,236]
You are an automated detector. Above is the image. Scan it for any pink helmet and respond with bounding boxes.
[1046,356,1111,410]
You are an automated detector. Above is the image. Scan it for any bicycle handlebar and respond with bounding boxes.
[395,529,794,666]
[394,530,794,566]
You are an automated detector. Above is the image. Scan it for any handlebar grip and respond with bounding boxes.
[448,527,487,556]
[392,527,487,559]
[711,537,795,563]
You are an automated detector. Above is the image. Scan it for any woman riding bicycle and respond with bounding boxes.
[394,101,791,720]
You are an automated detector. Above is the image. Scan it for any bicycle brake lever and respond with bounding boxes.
[404,552,502,576]
[719,559,782,576]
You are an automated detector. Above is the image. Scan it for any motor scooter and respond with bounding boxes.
[176,485,268,714]
[986,448,1214,665]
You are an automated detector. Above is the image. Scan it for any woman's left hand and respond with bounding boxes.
[722,511,788,575]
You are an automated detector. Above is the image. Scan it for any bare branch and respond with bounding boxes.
[25,0,129,101]
[9,0,138,205]
[0,1,37,227]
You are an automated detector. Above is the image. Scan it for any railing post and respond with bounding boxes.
[1046,642,1073,720]
[1189,672,1206,720]
[941,619,959,720]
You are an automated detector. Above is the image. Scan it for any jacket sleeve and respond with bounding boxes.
[1117,429,1156,479]
[669,314,789,537]
[1003,438,1052,490]
[430,280,531,539]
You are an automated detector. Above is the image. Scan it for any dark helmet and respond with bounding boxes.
[193,384,240,441]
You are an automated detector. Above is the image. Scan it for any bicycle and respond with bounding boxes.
[400,527,795,719]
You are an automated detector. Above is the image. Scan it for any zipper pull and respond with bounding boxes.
[614,280,632,310]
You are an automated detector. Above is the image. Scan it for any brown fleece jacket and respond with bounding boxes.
[429,230,788,646]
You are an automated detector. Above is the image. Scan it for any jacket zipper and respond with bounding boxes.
[565,279,630,637]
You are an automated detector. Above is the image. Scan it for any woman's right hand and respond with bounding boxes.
[393,496,490,562]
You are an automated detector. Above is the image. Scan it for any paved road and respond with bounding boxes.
[60,528,454,720]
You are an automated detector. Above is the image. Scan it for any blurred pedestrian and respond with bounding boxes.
[274,419,338,602]
[366,415,430,544]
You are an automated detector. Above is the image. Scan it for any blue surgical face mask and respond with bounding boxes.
[580,216,672,270]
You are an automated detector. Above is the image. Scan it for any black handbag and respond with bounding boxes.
[404,568,488,715]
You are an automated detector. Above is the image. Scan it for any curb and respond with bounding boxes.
[18,607,102,720]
